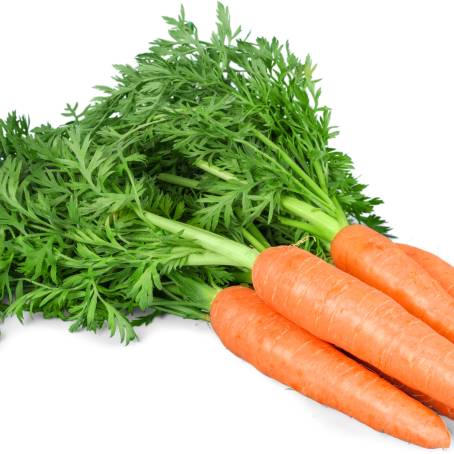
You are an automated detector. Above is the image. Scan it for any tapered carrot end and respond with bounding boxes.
[431,428,450,449]
[417,417,451,449]
[435,423,450,449]
[437,428,451,449]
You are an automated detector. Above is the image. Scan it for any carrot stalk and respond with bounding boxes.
[331,224,454,342]
[398,243,454,298]
[211,286,450,449]
[251,245,454,410]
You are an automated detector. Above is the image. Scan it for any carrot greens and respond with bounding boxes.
[0,2,388,341]
[56,3,388,253]
[0,3,387,258]
[0,122,255,341]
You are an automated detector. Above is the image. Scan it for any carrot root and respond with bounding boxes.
[211,286,450,449]
[398,243,454,298]
[252,245,454,412]
[331,224,454,342]
[348,352,454,420]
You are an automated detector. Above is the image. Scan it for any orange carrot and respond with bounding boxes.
[252,245,454,410]
[331,224,454,342]
[347,354,454,420]
[382,373,454,421]
[399,243,454,298]
[210,286,450,448]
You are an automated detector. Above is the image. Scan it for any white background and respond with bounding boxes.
[1,1,453,453]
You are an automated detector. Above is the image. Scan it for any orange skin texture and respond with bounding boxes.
[252,245,454,411]
[331,225,454,342]
[353,356,454,420]
[399,243,454,298]
[211,287,450,448]
[389,377,454,421]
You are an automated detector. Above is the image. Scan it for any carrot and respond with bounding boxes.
[252,245,454,410]
[347,354,454,420]
[381,372,454,421]
[142,212,454,415]
[398,243,454,298]
[331,224,454,342]
[210,286,450,448]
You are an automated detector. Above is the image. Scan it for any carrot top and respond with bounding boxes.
[0,2,391,340]
[1,3,388,256]
[0,124,259,342]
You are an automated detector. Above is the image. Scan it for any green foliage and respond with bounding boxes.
[0,2,390,341]
[67,2,388,251]
[0,119,238,342]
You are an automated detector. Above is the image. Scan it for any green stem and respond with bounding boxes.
[278,216,324,238]
[241,227,267,252]
[281,196,342,242]
[195,159,239,182]
[185,251,241,266]
[157,173,200,189]
[141,211,259,269]
[165,275,220,312]
[246,223,271,248]
[146,275,223,320]
[332,196,349,227]
[231,270,252,284]
[147,298,210,321]
[111,118,161,146]
[278,217,332,251]
[237,138,332,213]
[253,130,336,210]
[313,160,328,193]
[195,153,337,232]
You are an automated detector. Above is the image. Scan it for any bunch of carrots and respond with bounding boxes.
[1,3,454,449]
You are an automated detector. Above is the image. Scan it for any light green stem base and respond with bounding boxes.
[142,211,259,269]
[281,196,342,242]
[157,173,200,189]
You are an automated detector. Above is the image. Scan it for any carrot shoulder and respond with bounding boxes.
[331,224,454,342]
[210,286,450,449]
[399,243,454,298]
[252,245,454,410]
